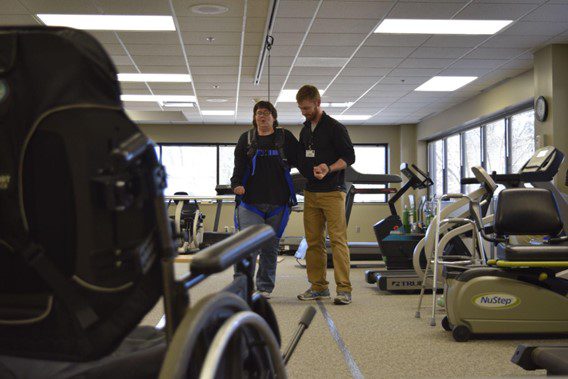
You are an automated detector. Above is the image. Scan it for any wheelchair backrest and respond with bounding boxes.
[0,27,163,361]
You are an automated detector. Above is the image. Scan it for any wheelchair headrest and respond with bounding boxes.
[494,188,563,236]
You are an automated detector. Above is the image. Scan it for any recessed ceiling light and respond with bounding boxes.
[321,102,354,108]
[37,14,176,31]
[162,102,195,108]
[331,115,371,121]
[375,19,512,35]
[202,110,235,116]
[296,57,349,67]
[121,94,197,103]
[191,4,229,15]
[206,98,229,103]
[276,89,326,103]
[415,76,477,91]
[118,73,191,82]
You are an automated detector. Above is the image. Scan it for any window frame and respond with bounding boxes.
[427,102,535,198]
[155,142,390,203]
[351,143,390,203]
[155,143,237,195]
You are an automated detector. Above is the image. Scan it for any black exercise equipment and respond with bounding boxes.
[365,163,436,291]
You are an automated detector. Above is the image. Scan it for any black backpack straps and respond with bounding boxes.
[246,127,257,158]
[21,243,99,329]
[274,127,287,165]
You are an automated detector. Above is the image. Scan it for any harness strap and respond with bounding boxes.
[234,202,291,238]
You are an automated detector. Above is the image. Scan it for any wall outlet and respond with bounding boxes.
[355,225,360,233]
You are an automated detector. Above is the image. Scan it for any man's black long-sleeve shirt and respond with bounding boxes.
[230,128,300,205]
[299,112,355,192]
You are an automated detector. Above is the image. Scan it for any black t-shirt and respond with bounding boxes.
[231,129,300,205]
[299,112,355,192]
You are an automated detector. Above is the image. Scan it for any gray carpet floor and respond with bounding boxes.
[143,257,568,378]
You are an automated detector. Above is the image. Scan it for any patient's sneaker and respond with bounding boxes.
[333,292,352,305]
[255,291,271,299]
[297,288,330,301]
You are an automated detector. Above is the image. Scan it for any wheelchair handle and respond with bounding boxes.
[190,225,275,275]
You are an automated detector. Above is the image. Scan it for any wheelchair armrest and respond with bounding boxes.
[190,225,275,275]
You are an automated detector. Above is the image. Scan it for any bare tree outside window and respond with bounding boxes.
[463,128,481,194]
[485,120,506,174]
[427,109,534,199]
[511,110,535,173]
[432,140,444,197]
[446,134,461,194]
[219,145,236,185]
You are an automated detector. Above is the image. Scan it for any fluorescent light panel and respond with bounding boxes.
[276,89,326,103]
[331,115,371,121]
[321,102,354,108]
[202,110,235,116]
[121,94,197,103]
[415,76,477,92]
[162,102,194,108]
[37,14,176,31]
[118,73,191,83]
[295,57,349,67]
[375,19,512,35]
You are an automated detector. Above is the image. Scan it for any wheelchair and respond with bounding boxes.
[0,26,314,378]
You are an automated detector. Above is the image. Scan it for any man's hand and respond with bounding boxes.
[233,186,245,195]
[313,163,330,180]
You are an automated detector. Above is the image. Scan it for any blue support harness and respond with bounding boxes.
[234,149,297,238]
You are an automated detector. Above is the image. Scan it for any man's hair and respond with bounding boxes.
[252,100,278,128]
[296,85,321,103]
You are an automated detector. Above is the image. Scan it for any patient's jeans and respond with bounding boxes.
[236,204,285,293]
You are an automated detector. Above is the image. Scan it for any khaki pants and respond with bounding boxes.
[303,190,351,293]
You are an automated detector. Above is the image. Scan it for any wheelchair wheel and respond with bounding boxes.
[159,292,249,379]
[251,291,281,346]
[200,311,286,379]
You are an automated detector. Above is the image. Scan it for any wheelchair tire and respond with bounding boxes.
[200,311,286,379]
[251,292,281,346]
[159,292,249,379]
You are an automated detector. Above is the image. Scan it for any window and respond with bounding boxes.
[446,134,461,194]
[485,119,506,175]
[156,144,236,196]
[428,107,535,197]
[219,145,236,186]
[155,143,389,202]
[510,109,535,173]
[463,127,481,194]
[161,146,217,196]
[352,145,388,203]
[429,140,444,197]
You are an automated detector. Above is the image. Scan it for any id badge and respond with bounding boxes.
[306,150,315,158]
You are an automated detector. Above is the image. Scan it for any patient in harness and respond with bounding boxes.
[231,101,301,298]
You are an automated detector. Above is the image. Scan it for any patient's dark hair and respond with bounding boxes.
[252,101,278,129]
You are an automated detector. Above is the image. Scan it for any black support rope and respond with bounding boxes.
[265,35,274,102]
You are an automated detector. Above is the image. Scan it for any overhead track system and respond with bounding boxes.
[254,0,279,88]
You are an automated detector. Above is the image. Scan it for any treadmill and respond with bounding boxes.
[365,163,434,291]
[292,166,401,266]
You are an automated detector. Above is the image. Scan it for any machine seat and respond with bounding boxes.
[497,243,568,261]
